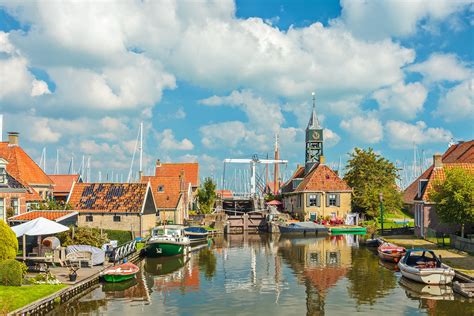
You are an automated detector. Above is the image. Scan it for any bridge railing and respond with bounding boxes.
[112,239,137,262]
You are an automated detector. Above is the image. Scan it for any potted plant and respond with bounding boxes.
[68,265,79,282]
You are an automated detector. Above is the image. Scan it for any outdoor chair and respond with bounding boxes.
[66,251,93,268]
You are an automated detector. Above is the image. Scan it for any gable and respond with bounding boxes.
[0,142,53,186]
[155,162,199,187]
[143,186,157,214]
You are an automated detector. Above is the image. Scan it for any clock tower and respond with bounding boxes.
[305,92,323,175]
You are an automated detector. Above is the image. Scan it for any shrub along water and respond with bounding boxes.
[104,230,133,246]
[0,219,18,262]
[0,259,27,286]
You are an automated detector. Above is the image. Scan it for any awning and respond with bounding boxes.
[11,217,69,237]
[266,200,283,205]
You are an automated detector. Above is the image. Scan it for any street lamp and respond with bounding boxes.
[379,192,384,236]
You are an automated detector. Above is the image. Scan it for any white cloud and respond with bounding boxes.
[335,0,472,40]
[407,53,471,83]
[174,107,186,119]
[385,120,453,149]
[157,129,194,151]
[435,79,474,122]
[373,81,427,119]
[200,121,249,149]
[324,128,341,148]
[340,114,383,144]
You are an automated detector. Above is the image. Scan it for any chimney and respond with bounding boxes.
[319,156,326,165]
[8,132,19,146]
[155,159,161,176]
[433,154,443,169]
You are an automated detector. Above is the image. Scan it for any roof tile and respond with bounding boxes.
[155,163,199,187]
[142,176,182,209]
[294,164,351,192]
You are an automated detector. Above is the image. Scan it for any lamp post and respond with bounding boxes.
[379,192,384,236]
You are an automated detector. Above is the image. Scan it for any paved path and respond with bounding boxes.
[384,235,474,277]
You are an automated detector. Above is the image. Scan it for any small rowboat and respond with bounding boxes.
[378,242,406,263]
[398,249,455,285]
[101,262,139,283]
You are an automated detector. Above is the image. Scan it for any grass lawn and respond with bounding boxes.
[0,284,67,313]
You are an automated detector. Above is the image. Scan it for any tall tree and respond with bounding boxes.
[197,177,217,214]
[430,167,474,238]
[344,148,402,217]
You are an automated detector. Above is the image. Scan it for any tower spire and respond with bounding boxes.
[308,91,320,129]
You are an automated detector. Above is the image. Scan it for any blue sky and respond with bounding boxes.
[0,0,472,188]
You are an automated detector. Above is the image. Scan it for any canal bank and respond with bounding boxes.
[29,234,474,315]
[382,235,474,278]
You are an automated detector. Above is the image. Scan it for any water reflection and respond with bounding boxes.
[49,234,474,315]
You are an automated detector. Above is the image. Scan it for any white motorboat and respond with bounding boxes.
[398,248,455,285]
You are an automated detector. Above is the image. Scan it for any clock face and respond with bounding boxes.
[307,129,323,141]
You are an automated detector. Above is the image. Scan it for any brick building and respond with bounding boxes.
[68,182,157,237]
[48,174,82,203]
[0,132,53,209]
[403,140,474,237]
[0,157,28,220]
[281,94,352,221]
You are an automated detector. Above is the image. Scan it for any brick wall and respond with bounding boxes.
[77,212,157,237]
[283,191,352,220]
[0,192,27,220]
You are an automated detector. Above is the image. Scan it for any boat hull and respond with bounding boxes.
[398,262,455,285]
[184,228,209,244]
[102,273,136,283]
[330,227,367,234]
[278,226,327,235]
[146,241,190,257]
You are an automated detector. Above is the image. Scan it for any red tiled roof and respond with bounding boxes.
[9,210,77,222]
[49,174,81,194]
[155,162,199,187]
[281,166,305,192]
[442,140,474,163]
[68,182,149,213]
[142,176,182,209]
[404,140,474,204]
[0,142,53,186]
[403,166,433,204]
[294,164,352,192]
[421,163,474,201]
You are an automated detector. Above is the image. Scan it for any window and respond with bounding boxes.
[0,198,4,220]
[157,185,164,192]
[308,194,318,206]
[113,215,121,222]
[11,198,19,215]
[0,168,6,184]
[418,180,428,198]
[86,215,93,222]
[328,194,337,206]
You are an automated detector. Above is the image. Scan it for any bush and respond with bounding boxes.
[57,226,108,248]
[104,230,132,246]
[0,219,18,262]
[0,259,27,286]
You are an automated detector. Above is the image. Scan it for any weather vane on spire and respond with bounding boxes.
[312,91,316,109]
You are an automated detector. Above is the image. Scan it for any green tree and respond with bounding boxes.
[196,177,217,214]
[344,148,402,218]
[0,220,18,262]
[430,167,474,238]
[57,226,108,248]
[31,199,72,210]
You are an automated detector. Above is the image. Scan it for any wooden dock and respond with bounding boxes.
[9,250,142,316]
[453,281,474,298]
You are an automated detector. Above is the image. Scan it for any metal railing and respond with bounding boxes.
[113,240,137,262]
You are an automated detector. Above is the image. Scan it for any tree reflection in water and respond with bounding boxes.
[198,247,217,280]
[346,247,397,305]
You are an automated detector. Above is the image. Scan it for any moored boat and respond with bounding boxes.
[398,248,455,285]
[278,222,328,235]
[184,226,209,244]
[329,226,367,234]
[145,225,191,257]
[101,262,139,283]
[377,242,406,263]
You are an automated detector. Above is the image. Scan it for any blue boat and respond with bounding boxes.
[184,226,209,244]
[278,222,328,235]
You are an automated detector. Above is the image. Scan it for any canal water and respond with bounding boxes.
[51,234,473,315]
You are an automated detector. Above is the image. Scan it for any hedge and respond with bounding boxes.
[0,259,27,286]
[104,230,133,246]
[0,219,18,262]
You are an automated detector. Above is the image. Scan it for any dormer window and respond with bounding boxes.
[418,179,428,198]
[157,185,164,192]
[0,168,6,185]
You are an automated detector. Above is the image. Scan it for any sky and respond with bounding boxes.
[0,0,473,187]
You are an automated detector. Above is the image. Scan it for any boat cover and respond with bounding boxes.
[66,245,105,265]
